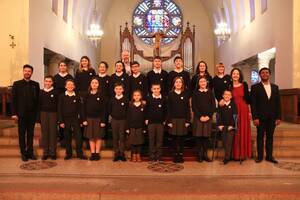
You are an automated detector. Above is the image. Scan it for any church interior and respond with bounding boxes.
[0,0,300,199]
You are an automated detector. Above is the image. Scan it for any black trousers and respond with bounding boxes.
[221,128,235,160]
[111,118,126,156]
[18,112,36,156]
[40,112,57,156]
[256,118,276,160]
[172,135,185,155]
[148,123,164,159]
[196,137,209,156]
[64,118,83,156]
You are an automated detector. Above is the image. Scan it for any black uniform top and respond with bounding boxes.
[127,103,146,128]
[97,74,111,98]
[11,79,40,117]
[192,90,216,118]
[39,89,58,112]
[108,96,129,120]
[167,70,190,92]
[190,73,213,93]
[110,72,129,97]
[57,92,81,123]
[145,95,167,124]
[74,68,96,93]
[167,90,191,123]
[217,101,237,127]
[81,92,107,122]
[53,73,73,95]
[129,73,148,98]
[212,75,232,102]
[146,69,168,96]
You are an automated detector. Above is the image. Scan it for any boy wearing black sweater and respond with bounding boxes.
[58,79,87,160]
[39,76,58,160]
[108,83,129,162]
[145,83,167,162]
[129,61,148,98]
[217,90,237,165]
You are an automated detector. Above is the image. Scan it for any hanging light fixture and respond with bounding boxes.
[214,21,231,42]
[86,0,104,46]
[214,0,231,42]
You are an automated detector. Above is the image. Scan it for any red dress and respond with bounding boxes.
[232,84,252,159]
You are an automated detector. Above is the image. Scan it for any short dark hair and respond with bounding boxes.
[130,61,140,67]
[58,60,67,66]
[115,60,125,68]
[173,56,183,63]
[114,82,124,89]
[99,61,109,69]
[65,79,75,86]
[196,61,209,74]
[223,89,232,94]
[153,56,161,61]
[44,75,54,81]
[259,67,271,74]
[23,64,33,71]
[230,67,244,83]
[151,82,161,88]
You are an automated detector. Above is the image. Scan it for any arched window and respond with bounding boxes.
[132,0,183,45]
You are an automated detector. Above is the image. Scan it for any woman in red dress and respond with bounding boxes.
[230,68,252,160]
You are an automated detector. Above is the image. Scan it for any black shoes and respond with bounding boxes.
[173,153,184,163]
[113,156,119,162]
[113,155,126,162]
[89,153,101,161]
[42,155,49,160]
[64,155,72,160]
[120,155,127,162]
[21,154,28,162]
[77,155,87,160]
[223,159,229,165]
[266,157,278,164]
[50,155,57,160]
[27,154,37,160]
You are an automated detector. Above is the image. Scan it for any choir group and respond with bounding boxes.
[11,54,282,165]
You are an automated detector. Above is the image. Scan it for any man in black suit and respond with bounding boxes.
[250,67,281,164]
[11,65,40,161]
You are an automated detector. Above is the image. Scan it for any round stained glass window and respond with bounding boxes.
[133,0,182,45]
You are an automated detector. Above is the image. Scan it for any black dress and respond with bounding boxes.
[212,75,232,102]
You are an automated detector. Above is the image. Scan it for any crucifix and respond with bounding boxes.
[9,35,16,49]
[142,30,177,57]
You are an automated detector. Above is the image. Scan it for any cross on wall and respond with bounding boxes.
[9,34,16,49]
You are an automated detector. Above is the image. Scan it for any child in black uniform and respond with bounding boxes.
[129,61,148,98]
[167,56,190,92]
[127,90,146,162]
[110,61,129,97]
[192,76,216,162]
[108,82,129,162]
[39,76,58,160]
[145,83,167,162]
[97,61,111,98]
[58,79,87,160]
[82,78,107,161]
[190,61,213,92]
[167,77,191,163]
[217,89,237,165]
[147,56,168,96]
[53,61,73,146]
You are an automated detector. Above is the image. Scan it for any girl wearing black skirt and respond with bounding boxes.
[192,76,216,162]
[82,78,107,161]
[127,90,146,162]
[167,77,191,163]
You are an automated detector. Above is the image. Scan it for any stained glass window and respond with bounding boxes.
[133,0,182,45]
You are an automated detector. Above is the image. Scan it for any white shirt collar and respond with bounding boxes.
[98,73,107,78]
[153,68,162,74]
[133,101,141,107]
[152,94,162,99]
[115,71,123,77]
[199,88,208,92]
[43,87,54,92]
[262,82,271,99]
[65,91,76,97]
[58,72,68,77]
[132,73,141,78]
[174,90,182,95]
[174,68,183,73]
[224,100,231,106]
[115,94,123,99]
